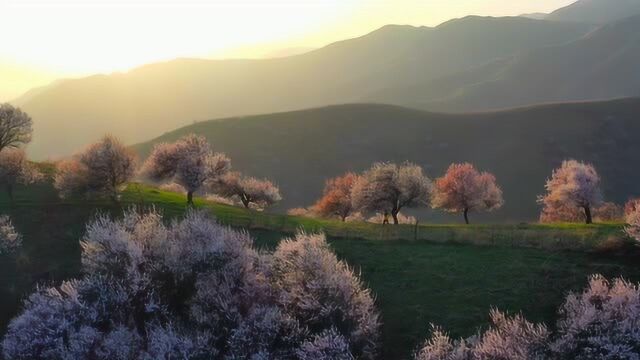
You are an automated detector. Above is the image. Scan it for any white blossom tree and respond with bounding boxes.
[54,135,137,201]
[414,310,549,360]
[0,149,41,201]
[0,103,32,153]
[142,134,230,204]
[352,162,432,224]
[212,171,281,209]
[3,210,380,359]
[0,215,21,255]
[538,160,602,224]
[271,232,380,359]
[552,274,640,359]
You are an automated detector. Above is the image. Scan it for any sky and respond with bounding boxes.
[0,0,575,101]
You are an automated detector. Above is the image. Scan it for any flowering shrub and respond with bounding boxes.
[414,310,548,360]
[2,210,379,359]
[271,232,380,359]
[552,275,640,359]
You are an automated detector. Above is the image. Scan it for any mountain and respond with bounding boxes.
[547,0,640,24]
[370,14,640,112]
[14,16,593,159]
[134,98,640,223]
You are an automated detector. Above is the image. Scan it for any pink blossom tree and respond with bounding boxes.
[54,135,137,201]
[538,160,602,224]
[313,172,359,221]
[0,104,32,153]
[351,162,432,225]
[431,163,504,224]
[0,149,41,201]
[142,134,230,204]
[212,171,281,209]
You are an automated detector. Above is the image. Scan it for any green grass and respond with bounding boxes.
[1,180,639,359]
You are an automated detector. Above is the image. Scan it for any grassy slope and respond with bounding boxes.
[1,180,639,359]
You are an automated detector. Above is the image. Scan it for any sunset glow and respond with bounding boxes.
[1,0,574,100]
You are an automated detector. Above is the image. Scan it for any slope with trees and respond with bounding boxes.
[135,99,640,222]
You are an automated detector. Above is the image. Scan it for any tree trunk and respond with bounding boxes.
[341,215,347,222]
[187,191,193,205]
[584,205,593,224]
[241,195,250,208]
[391,209,399,225]
[463,208,470,225]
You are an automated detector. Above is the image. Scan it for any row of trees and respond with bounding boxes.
[52,134,281,208]
[308,159,635,225]
[310,162,504,224]
[0,102,634,225]
[3,209,640,359]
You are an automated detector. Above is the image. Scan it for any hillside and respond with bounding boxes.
[134,98,640,222]
[0,178,637,359]
[14,16,593,159]
[367,14,640,111]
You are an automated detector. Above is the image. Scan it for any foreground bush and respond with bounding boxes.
[414,310,549,360]
[415,275,640,360]
[552,275,640,359]
[2,209,379,359]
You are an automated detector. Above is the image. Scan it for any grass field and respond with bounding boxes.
[1,178,639,359]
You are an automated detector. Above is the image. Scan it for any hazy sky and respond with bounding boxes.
[1,0,575,100]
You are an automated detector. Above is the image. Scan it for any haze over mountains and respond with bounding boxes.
[371,14,640,111]
[135,98,640,222]
[11,0,640,160]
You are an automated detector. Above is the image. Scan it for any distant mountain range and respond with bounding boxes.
[369,14,640,111]
[13,0,640,159]
[134,98,640,222]
[547,0,640,24]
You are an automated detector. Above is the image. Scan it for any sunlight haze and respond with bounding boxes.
[1,0,574,100]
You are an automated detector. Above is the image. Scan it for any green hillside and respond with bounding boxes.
[1,176,639,359]
[134,99,640,222]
